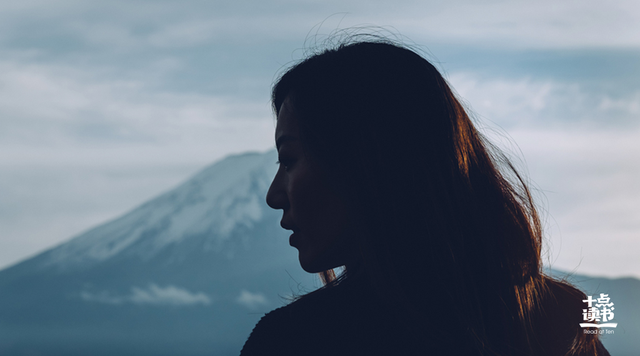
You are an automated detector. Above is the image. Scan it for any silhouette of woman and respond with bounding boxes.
[240,40,610,355]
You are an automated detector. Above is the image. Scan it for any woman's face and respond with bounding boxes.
[266,98,355,273]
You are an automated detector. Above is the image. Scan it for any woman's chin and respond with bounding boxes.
[298,256,322,274]
[297,251,345,274]
[296,250,324,273]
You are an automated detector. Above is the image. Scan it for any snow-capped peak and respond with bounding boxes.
[42,150,278,268]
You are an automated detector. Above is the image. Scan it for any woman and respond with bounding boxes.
[240,40,610,355]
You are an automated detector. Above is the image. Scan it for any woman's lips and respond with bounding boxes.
[280,220,299,247]
[289,232,299,247]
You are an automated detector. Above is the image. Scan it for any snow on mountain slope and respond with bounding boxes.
[40,150,278,269]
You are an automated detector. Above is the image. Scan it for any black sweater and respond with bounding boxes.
[240,279,611,356]
[240,279,426,355]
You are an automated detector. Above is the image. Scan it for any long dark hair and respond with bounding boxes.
[272,40,602,355]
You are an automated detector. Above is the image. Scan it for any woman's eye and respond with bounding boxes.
[276,159,291,171]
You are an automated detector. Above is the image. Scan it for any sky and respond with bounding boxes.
[0,0,639,278]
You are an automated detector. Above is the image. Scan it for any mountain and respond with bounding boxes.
[0,150,317,356]
[0,150,637,355]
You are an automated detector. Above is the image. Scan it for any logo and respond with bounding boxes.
[580,293,617,334]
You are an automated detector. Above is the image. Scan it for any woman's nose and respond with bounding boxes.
[266,170,287,210]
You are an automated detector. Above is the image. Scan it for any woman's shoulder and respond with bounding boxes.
[239,281,417,355]
[238,304,292,355]
[239,285,348,355]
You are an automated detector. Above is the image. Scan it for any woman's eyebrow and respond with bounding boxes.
[275,135,297,150]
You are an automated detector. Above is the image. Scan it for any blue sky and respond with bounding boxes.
[1,0,639,278]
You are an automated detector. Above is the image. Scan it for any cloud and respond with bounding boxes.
[0,0,639,50]
[351,0,640,49]
[0,59,271,147]
[236,290,268,309]
[80,290,124,305]
[501,127,640,278]
[81,284,211,306]
[599,92,640,115]
[130,284,211,305]
[447,72,640,129]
